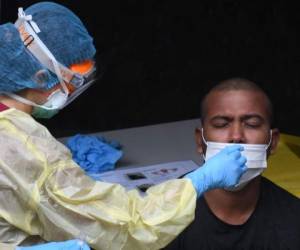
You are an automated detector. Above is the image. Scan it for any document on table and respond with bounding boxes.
[94,160,199,193]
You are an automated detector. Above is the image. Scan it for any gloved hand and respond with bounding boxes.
[16,239,90,250]
[67,134,123,177]
[185,145,247,197]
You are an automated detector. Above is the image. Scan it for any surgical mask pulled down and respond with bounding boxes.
[201,129,272,191]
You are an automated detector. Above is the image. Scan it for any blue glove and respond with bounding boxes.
[16,239,90,250]
[67,134,123,177]
[185,145,247,197]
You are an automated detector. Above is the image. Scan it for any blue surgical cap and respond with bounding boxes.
[26,2,96,67]
[0,2,96,92]
[0,23,57,91]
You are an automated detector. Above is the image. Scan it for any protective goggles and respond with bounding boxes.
[61,63,97,109]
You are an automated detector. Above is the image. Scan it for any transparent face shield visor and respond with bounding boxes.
[61,66,97,109]
[4,8,96,111]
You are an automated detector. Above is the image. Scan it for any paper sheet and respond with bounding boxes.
[93,160,199,193]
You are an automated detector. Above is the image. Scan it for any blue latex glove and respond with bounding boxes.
[67,134,123,177]
[16,239,90,250]
[185,145,247,197]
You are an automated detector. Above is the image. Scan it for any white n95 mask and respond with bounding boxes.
[202,129,272,191]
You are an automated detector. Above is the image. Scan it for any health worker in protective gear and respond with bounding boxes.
[0,2,247,250]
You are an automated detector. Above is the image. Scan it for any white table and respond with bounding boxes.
[59,118,204,168]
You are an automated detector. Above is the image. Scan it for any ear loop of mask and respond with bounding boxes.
[200,128,208,161]
[201,128,208,146]
[2,91,64,110]
[265,130,273,150]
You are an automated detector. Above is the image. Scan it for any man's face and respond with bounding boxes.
[196,89,279,155]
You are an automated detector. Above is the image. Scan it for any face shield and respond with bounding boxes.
[4,8,97,112]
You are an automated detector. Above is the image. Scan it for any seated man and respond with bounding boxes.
[165,78,300,250]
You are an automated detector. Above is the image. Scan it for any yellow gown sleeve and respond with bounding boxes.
[0,109,196,250]
[0,243,16,250]
[0,217,29,249]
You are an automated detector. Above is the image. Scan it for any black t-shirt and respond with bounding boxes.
[164,177,300,250]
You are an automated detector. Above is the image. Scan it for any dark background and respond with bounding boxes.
[1,0,300,137]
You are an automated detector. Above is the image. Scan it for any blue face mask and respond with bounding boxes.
[31,106,59,119]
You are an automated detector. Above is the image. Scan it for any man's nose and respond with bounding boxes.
[228,124,245,143]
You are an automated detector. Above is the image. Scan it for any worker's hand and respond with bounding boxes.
[16,239,90,250]
[185,145,247,197]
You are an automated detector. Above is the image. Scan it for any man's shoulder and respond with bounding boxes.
[261,178,300,249]
[262,177,299,199]
[261,177,300,214]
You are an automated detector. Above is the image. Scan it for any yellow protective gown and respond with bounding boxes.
[0,108,196,250]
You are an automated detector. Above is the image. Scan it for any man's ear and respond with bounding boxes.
[195,127,205,155]
[270,128,280,155]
